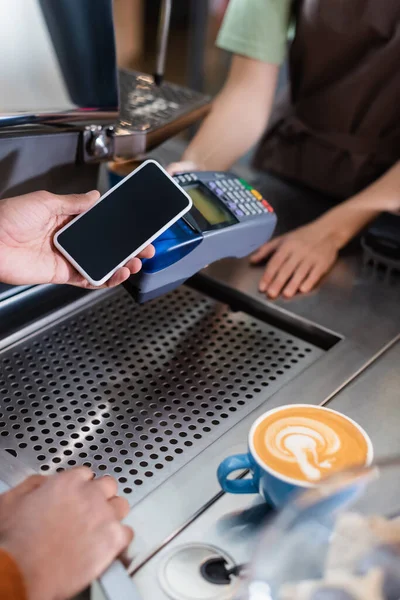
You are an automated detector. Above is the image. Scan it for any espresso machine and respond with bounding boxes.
[0,0,210,198]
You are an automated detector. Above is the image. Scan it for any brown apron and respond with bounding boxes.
[253,0,400,200]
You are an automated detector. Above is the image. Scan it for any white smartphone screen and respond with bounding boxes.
[54,161,192,285]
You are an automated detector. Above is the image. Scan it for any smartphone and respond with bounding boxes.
[54,160,192,286]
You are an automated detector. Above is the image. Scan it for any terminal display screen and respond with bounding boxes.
[187,184,236,228]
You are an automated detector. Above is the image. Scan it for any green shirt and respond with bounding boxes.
[216,0,292,65]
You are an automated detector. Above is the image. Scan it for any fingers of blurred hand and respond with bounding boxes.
[266,254,304,299]
[59,191,100,216]
[120,525,134,550]
[108,496,130,521]
[283,261,314,298]
[106,523,134,557]
[250,237,282,265]
[167,161,198,176]
[92,475,118,500]
[56,466,94,485]
[15,474,46,494]
[1,475,46,507]
[258,245,292,293]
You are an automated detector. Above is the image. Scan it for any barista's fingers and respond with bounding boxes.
[258,245,292,293]
[167,161,198,176]
[283,260,314,298]
[266,254,304,299]
[299,263,325,294]
[250,236,282,264]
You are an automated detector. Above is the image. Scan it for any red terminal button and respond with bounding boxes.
[262,199,274,212]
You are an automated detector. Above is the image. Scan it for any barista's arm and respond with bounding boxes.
[168,55,279,173]
[326,160,400,245]
[251,161,400,298]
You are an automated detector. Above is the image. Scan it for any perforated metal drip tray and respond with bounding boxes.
[0,286,325,505]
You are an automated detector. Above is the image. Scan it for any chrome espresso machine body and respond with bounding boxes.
[1,3,400,600]
[0,0,210,199]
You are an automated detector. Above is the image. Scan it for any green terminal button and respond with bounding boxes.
[239,178,252,190]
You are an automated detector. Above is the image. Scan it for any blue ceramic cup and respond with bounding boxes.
[217,404,373,508]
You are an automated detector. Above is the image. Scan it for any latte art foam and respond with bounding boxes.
[265,418,341,481]
[253,406,370,484]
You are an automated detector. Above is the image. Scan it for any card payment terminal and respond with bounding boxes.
[124,171,277,303]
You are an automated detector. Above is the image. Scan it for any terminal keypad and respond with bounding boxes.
[206,176,273,220]
[174,173,274,221]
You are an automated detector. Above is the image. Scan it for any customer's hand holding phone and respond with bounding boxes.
[54,161,192,287]
[0,189,155,288]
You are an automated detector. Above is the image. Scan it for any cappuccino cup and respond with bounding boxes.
[217,404,373,508]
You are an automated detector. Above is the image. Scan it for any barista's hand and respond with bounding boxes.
[250,161,400,299]
[0,190,155,288]
[167,160,200,176]
[0,468,133,600]
[250,220,341,299]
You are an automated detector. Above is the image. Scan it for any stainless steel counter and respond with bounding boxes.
[325,340,400,456]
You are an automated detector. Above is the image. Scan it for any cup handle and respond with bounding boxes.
[217,454,258,494]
